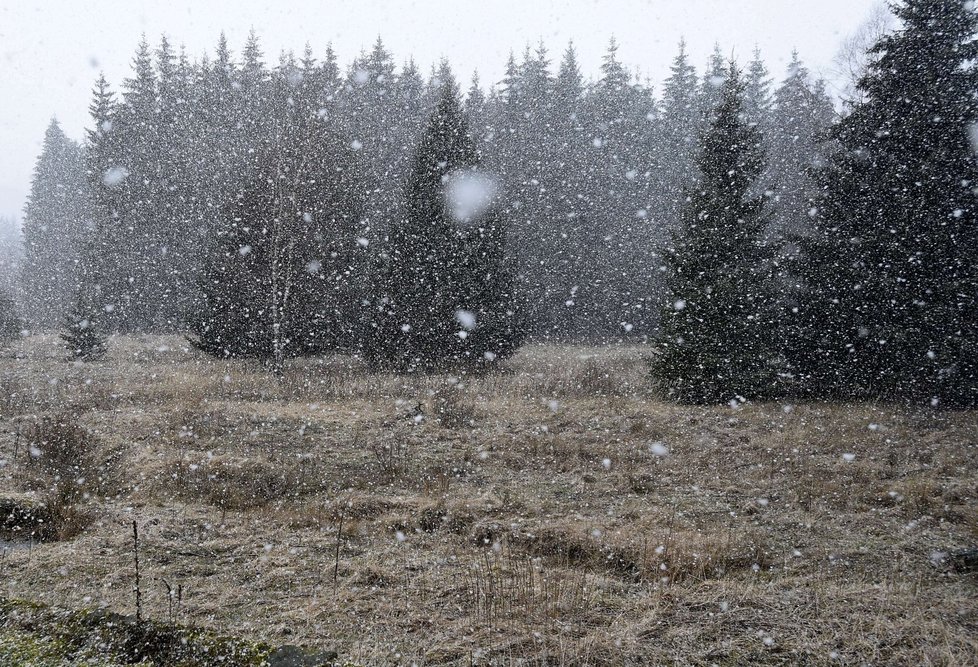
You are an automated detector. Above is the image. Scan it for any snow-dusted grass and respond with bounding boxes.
[1,335,976,665]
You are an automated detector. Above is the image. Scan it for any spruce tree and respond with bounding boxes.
[582,38,655,339]
[551,43,596,339]
[651,64,779,404]
[199,32,240,221]
[187,190,267,361]
[0,217,20,298]
[744,47,774,200]
[0,290,22,348]
[698,45,728,130]
[61,294,108,361]
[152,36,197,328]
[61,221,110,361]
[188,74,365,369]
[766,54,836,387]
[800,0,978,406]
[658,40,701,227]
[368,72,522,371]
[111,36,160,331]
[768,53,835,242]
[489,44,558,339]
[82,73,123,329]
[744,47,773,130]
[21,118,90,329]
[340,38,403,244]
[464,71,488,142]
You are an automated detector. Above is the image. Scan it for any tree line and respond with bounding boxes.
[19,32,832,337]
[13,0,978,405]
[653,0,978,408]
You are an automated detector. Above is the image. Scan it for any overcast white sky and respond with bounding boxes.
[0,0,882,222]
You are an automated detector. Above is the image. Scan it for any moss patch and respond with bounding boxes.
[0,597,337,666]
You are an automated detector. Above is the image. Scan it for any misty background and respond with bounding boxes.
[2,0,880,220]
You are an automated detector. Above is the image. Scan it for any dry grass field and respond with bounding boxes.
[1,335,977,665]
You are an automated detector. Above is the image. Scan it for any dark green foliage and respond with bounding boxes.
[744,48,773,129]
[798,0,978,407]
[367,73,523,371]
[60,290,108,362]
[658,41,701,227]
[188,62,366,366]
[0,290,22,346]
[0,595,335,666]
[187,148,363,364]
[651,64,779,404]
[185,201,264,361]
[21,119,90,330]
[61,220,110,362]
[582,39,659,338]
[82,73,134,339]
[767,55,837,385]
[18,32,881,360]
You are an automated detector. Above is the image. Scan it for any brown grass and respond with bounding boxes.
[8,412,124,540]
[0,334,976,665]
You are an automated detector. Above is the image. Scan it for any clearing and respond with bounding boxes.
[1,336,976,665]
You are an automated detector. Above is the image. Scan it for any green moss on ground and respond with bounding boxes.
[0,597,337,666]
[0,626,132,666]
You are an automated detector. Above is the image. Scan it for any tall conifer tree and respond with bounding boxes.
[22,119,90,329]
[651,64,779,403]
[368,72,522,371]
[800,0,978,406]
[189,64,365,368]
[658,40,701,226]
[0,290,22,347]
